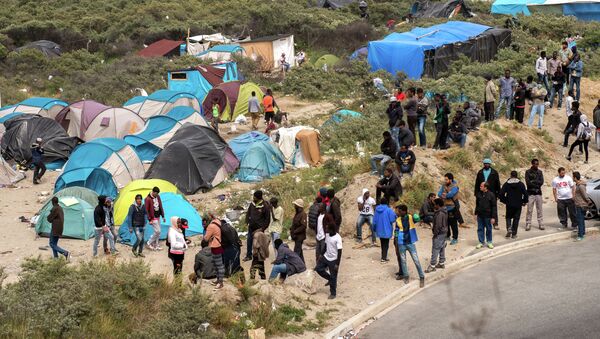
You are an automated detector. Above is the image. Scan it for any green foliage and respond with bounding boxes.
[397,174,435,212]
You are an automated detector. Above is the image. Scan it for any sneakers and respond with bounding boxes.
[576,236,584,241]
[146,241,155,251]
[404,278,410,284]
[132,249,138,257]
[243,257,252,262]
[511,234,518,239]
[566,156,572,161]
[450,239,458,245]
[419,278,425,288]
[328,295,336,300]
[487,243,494,249]
[525,225,531,231]
[435,263,445,269]
[425,265,436,273]
[539,225,545,230]
[64,251,70,261]
[138,252,145,258]
[505,232,512,238]
[476,243,484,249]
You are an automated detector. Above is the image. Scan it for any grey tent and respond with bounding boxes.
[15,40,61,58]
[1,115,80,165]
[315,0,356,9]
[145,124,239,194]
[411,0,474,18]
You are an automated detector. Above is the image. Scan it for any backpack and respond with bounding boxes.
[220,219,240,248]
[582,122,593,141]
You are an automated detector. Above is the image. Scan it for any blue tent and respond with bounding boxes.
[0,112,23,124]
[123,90,201,119]
[118,192,203,244]
[0,97,68,119]
[322,109,362,127]
[492,0,600,20]
[367,21,492,79]
[229,131,271,159]
[237,141,286,182]
[168,62,240,104]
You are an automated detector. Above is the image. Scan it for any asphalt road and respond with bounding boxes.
[361,236,600,339]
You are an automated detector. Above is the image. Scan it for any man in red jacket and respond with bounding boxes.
[145,186,165,250]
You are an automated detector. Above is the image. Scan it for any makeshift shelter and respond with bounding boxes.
[316,0,356,8]
[145,124,239,194]
[113,179,179,225]
[202,81,264,122]
[411,0,474,18]
[314,54,340,70]
[0,157,24,186]
[35,196,95,240]
[238,35,295,72]
[272,126,322,167]
[168,63,239,102]
[16,40,61,57]
[350,46,368,60]
[118,192,203,243]
[491,0,600,20]
[124,106,209,162]
[123,90,201,120]
[0,97,68,119]
[55,100,144,141]
[1,115,80,165]
[187,33,232,55]
[367,21,511,79]
[229,131,271,159]
[323,109,362,126]
[230,133,285,182]
[196,44,245,62]
[54,138,145,198]
[138,39,184,57]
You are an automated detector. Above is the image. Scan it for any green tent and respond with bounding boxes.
[233,82,265,121]
[36,196,95,240]
[51,186,98,206]
[314,54,340,70]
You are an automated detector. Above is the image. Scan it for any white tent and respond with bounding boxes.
[0,157,25,186]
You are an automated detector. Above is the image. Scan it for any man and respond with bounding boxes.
[499,171,528,239]
[559,41,573,87]
[373,197,396,262]
[295,51,306,66]
[270,239,307,282]
[528,84,547,129]
[524,159,544,231]
[262,89,278,125]
[549,67,565,109]
[475,182,497,249]
[315,223,343,299]
[145,187,165,251]
[192,240,216,281]
[244,190,271,261]
[438,173,459,244]
[573,172,591,241]
[356,188,376,244]
[568,48,583,101]
[567,113,594,164]
[31,137,46,184]
[448,115,467,148]
[462,101,481,131]
[513,81,527,123]
[563,100,583,149]
[433,94,450,149]
[269,197,284,249]
[219,218,243,278]
[484,75,497,121]
[395,144,416,177]
[425,198,447,273]
[279,53,290,72]
[308,196,322,234]
[46,197,69,260]
[248,91,262,130]
[416,88,429,147]
[387,97,403,149]
[547,51,561,80]
[403,88,418,137]
[290,199,307,261]
[397,120,415,148]
[102,197,118,255]
[93,195,116,256]
[370,131,397,177]
[376,167,402,203]
[128,194,148,257]
[250,229,270,280]
[552,167,577,230]
[315,204,330,261]
[419,193,436,226]
[496,70,515,120]
[535,51,550,92]
[327,189,342,233]
[594,100,600,150]
[395,204,425,287]
[474,158,501,229]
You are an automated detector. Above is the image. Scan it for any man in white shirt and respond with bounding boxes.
[356,188,376,244]
[535,51,550,92]
[315,223,343,299]
[552,167,577,229]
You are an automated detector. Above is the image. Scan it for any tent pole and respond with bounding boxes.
[416,29,439,40]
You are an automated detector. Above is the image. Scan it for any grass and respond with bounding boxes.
[397,174,435,212]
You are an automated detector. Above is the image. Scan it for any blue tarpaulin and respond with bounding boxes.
[492,0,600,20]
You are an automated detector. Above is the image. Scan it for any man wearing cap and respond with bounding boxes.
[31,137,46,184]
[356,188,376,244]
[290,199,307,262]
[474,158,501,229]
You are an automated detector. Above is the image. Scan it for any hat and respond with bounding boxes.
[180,218,189,229]
[482,158,492,164]
[362,188,369,195]
[293,199,304,208]
[389,97,397,102]
[36,137,43,142]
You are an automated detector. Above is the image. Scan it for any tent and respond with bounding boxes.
[411,0,474,18]
[138,39,184,57]
[123,90,201,120]
[51,186,99,206]
[55,100,144,141]
[0,97,68,120]
[349,46,368,60]
[230,133,285,182]
[491,0,600,20]
[16,40,61,57]
[367,21,511,79]
[145,124,239,194]
[118,192,203,244]
[54,138,145,198]
[35,196,95,240]
[324,109,362,125]
[124,106,209,162]
[196,44,245,62]
[168,63,239,103]
[0,157,24,186]
[315,0,356,8]
[238,35,295,72]
[229,131,271,159]
[314,54,341,70]
[273,126,322,167]
[1,115,80,165]
[35,186,98,237]
[187,33,232,55]
[113,179,179,225]
[202,81,264,122]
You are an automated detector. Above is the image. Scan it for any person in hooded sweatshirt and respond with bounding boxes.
[102,197,118,255]
[567,113,595,164]
[270,239,306,282]
[474,158,501,229]
[167,216,188,276]
[425,198,448,273]
[128,194,148,257]
[93,195,117,256]
[203,214,225,289]
[573,171,592,241]
[499,171,528,239]
[373,197,396,262]
[244,190,271,261]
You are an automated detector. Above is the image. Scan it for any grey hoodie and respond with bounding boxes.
[432,207,448,237]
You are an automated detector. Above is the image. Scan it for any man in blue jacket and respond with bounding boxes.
[373,197,396,262]
[438,173,460,245]
[31,137,46,184]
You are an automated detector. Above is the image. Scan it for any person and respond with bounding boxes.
[145,187,165,251]
[528,84,547,129]
[462,101,482,130]
[373,197,396,262]
[387,97,403,149]
[559,41,573,86]
[270,239,307,282]
[484,75,498,121]
[211,97,220,132]
[567,114,595,164]
[102,197,118,255]
[376,167,402,203]
[525,159,544,231]
[433,94,450,149]
[395,86,406,101]
[315,223,343,299]
[356,188,376,244]
[167,216,188,275]
[548,51,561,81]
[499,171,528,239]
[496,70,515,119]
[218,218,243,278]
[552,167,577,230]
[327,189,342,233]
[290,199,307,261]
[475,182,497,249]
[419,193,436,226]
[358,0,368,18]
[262,89,278,125]
[396,120,415,148]
[179,218,191,244]
[279,53,290,72]
[568,48,583,101]
[46,197,69,260]
[244,190,271,261]
[315,204,328,261]
[438,173,459,244]
[549,67,565,109]
[128,194,148,257]
[308,196,322,234]
[373,77,389,96]
[474,158,501,229]
[594,100,600,150]
[448,115,467,148]
[203,215,225,289]
[370,131,397,177]
[248,91,262,130]
[563,99,582,148]
[31,137,46,184]
[250,228,270,280]
[192,240,216,282]
[425,198,447,273]
[416,88,429,147]
[403,88,418,136]
[535,51,550,92]
[93,195,117,257]
[565,89,574,119]
[395,144,416,177]
[395,204,425,287]
[295,51,306,66]
[269,197,283,250]
[573,171,591,241]
[513,81,527,123]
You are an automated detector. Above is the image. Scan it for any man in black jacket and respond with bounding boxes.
[425,198,448,273]
[474,158,501,229]
[244,190,271,261]
[370,131,397,177]
[525,159,545,231]
[475,182,497,249]
[327,189,342,233]
[448,115,468,148]
[93,195,116,257]
[376,168,402,204]
[499,171,529,239]
[386,97,403,130]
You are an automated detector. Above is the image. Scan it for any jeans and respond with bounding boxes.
[563,126,576,147]
[495,95,512,119]
[538,73,550,92]
[269,263,288,280]
[398,243,425,279]
[557,199,577,228]
[315,239,326,262]
[568,139,589,162]
[477,216,493,244]
[33,161,46,182]
[505,207,522,235]
[49,235,68,258]
[430,234,446,266]
[569,76,581,101]
[148,219,161,247]
[448,133,467,147]
[528,104,545,129]
[370,154,392,176]
[380,238,390,260]
[575,206,586,238]
[407,116,418,138]
[315,257,339,296]
[132,226,145,254]
[526,195,543,228]
[393,237,405,277]
[93,228,115,256]
[549,86,563,108]
[104,225,118,251]
[391,127,400,150]
[356,214,375,243]
[447,213,458,240]
[417,116,427,147]
[271,232,280,251]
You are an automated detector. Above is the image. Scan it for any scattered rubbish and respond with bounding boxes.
[198,322,210,332]
[367,301,374,305]
[18,216,30,223]
[38,246,50,251]
[0,251,12,255]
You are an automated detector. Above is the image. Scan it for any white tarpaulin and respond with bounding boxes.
[187,33,232,55]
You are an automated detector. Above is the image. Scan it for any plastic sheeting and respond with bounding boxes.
[411,0,473,18]
[0,157,24,186]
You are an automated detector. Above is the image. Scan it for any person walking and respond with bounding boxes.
[145,187,165,251]
[594,100,600,150]
[438,173,460,244]
[513,81,527,123]
[528,84,547,129]
[46,197,69,260]
[290,199,307,262]
[370,131,397,177]
[416,88,429,148]
[270,239,307,282]
[535,51,550,92]
[567,114,595,164]
[31,137,46,184]
[373,197,396,262]
[356,188,376,244]
[315,223,343,299]
[573,172,591,241]
[567,48,583,102]
[262,89,278,125]
[425,198,447,273]
[128,194,148,257]
[167,216,188,276]
[552,167,577,230]
[395,204,425,287]
[203,215,225,289]
[250,229,270,280]
[563,99,582,148]
[433,94,450,149]
[484,75,498,121]
[475,182,497,249]
[474,158,501,229]
[499,171,528,239]
[269,197,284,250]
[244,190,271,261]
[102,198,118,255]
[327,189,342,233]
[403,88,418,136]
[525,159,544,231]
[248,91,262,130]
[496,70,516,119]
[93,196,117,257]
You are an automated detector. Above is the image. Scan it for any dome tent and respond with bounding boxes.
[35,196,95,240]
[50,186,99,206]
[0,157,25,186]
[145,124,239,194]
[0,97,68,120]
[314,54,340,70]
[55,100,144,141]
[54,138,145,198]
[113,179,179,225]
[323,109,362,126]
[124,106,209,162]
[123,90,201,120]
[228,131,270,159]
[229,132,285,182]
[202,81,264,122]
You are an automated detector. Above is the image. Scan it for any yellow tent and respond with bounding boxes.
[113,179,179,225]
